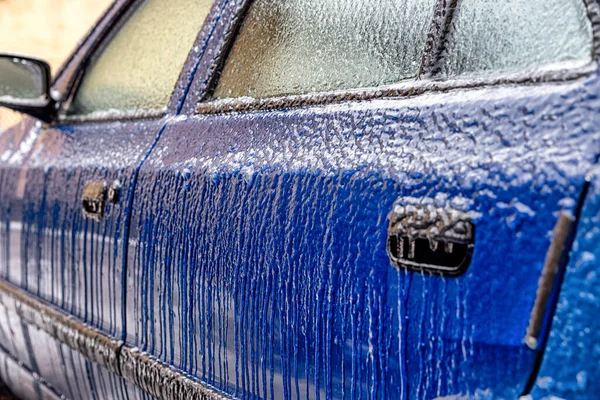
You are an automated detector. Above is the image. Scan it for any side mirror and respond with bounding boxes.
[0,54,56,123]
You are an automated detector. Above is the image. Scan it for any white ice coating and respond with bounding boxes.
[390,202,475,254]
[60,106,167,122]
[185,77,596,197]
[558,197,577,209]
[0,95,46,106]
[395,194,481,217]
[497,199,536,217]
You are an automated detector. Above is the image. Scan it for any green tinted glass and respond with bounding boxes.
[214,0,437,99]
[442,0,593,77]
[69,0,213,116]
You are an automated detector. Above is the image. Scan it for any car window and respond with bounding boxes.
[441,0,593,77]
[213,0,437,99]
[68,0,214,117]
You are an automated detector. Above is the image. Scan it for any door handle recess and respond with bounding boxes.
[82,180,120,221]
[387,204,475,276]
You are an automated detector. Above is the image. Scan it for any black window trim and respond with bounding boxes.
[195,0,600,116]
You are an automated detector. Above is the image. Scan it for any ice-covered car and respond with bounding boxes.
[0,0,599,399]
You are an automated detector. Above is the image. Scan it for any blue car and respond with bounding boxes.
[0,0,598,399]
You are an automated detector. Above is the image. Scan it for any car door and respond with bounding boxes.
[126,0,600,399]
[0,0,217,397]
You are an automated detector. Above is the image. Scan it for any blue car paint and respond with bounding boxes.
[0,0,599,398]
[124,72,600,399]
[530,166,600,399]
[0,0,230,396]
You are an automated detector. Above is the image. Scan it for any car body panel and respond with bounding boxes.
[531,166,600,399]
[126,64,600,398]
[0,0,223,339]
[0,0,599,399]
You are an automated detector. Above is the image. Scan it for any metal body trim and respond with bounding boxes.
[0,279,229,400]
[524,212,577,350]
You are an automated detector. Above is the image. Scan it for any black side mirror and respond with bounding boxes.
[0,54,56,123]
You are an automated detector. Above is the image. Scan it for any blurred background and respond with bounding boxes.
[0,0,112,129]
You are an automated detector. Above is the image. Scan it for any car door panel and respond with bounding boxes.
[0,0,161,341]
[531,165,600,399]
[125,67,600,399]
[0,116,163,343]
[0,0,226,397]
[0,0,599,398]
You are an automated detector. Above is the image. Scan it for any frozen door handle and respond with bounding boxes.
[387,204,475,276]
[82,180,120,221]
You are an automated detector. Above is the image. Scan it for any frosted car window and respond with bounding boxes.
[214,0,437,99]
[69,0,213,117]
[442,0,593,77]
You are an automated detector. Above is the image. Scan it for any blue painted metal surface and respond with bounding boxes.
[124,72,600,399]
[530,166,600,399]
[0,0,599,398]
